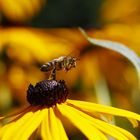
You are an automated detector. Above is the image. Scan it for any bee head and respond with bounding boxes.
[64,56,77,71]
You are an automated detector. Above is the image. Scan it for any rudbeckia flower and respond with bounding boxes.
[0,78,140,140]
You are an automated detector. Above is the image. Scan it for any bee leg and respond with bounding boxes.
[49,68,56,80]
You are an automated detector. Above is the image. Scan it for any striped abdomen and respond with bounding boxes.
[40,61,62,72]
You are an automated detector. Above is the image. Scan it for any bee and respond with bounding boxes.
[40,56,78,80]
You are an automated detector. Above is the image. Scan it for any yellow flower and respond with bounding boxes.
[101,0,140,23]
[0,79,140,140]
[0,0,46,22]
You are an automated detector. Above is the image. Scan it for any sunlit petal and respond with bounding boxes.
[41,108,52,140]
[67,100,140,125]
[57,104,108,140]
[13,109,44,140]
[0,123,14,139]
[48,108,68,140]
[0,110,34,140]
[53,108,68,140]
[65,104,136,140]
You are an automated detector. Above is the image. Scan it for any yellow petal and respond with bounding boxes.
[66,103,136,140]
[67,100,140,124]
[41,108,52,140]
[41,107,68,140]
[101,0,139,22]
[48,108,59,140]
[0,0,44,21]
[13,108,44,140]
[57,104,108,140]
[3,106,33,120]
[70,103,113,122]
[0,0,27,21]
[1,110,34,140]
[48,108,68,140]
[127,118,138,128]
[111,124,137,140]
[14,0,35,17]
[0,28,74,62]
[0,123,14,139]
[53,108,68,140]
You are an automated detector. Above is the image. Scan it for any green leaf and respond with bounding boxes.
[79,28,140,88]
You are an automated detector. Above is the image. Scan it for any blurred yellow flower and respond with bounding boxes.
[101,0,140,23]
[0,28,86,63]
[0,0,45,22]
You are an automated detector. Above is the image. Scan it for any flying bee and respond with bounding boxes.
[40,56,77,72]
[40,56,78,80]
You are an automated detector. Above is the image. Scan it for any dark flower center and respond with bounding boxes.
[26,80,68,107]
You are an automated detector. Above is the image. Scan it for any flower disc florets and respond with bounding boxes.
[27,80,68,107]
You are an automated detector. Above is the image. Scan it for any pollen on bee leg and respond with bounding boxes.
[26,79,69,107]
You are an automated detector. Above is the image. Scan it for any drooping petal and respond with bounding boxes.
[111,124,137,140]
[67,99,140,125]
[57,104,108,140]
[79,28,140,87]
[65,104,136,140]
[127,118,139,128]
